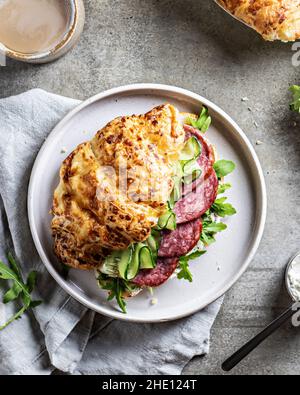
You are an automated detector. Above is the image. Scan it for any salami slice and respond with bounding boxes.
[174,170,218,224]
[158,218,202,258]
[132,257,178,287]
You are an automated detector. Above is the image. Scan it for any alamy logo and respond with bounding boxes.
[292,42,300,67]
[291,302,300,327]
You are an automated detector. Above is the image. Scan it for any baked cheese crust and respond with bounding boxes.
[218,0,300,41]
[52,104,185,270]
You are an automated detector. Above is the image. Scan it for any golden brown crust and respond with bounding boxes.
[218,0,300,41]
[52,104,185,270]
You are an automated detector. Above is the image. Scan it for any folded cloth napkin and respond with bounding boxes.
[0,89,223,375]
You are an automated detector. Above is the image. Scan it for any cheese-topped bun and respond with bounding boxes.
[218,0,300,42]
[52,104,186,270]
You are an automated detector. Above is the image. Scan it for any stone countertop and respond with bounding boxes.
[1,0,300,375]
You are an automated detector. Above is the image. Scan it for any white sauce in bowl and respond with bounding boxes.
[287,254,300,301]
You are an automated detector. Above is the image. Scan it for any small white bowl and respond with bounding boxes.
[0,0,85,64]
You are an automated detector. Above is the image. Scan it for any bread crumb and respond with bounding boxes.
[256,140,263,146]
[241,97,249,102]
[61,147,67,154]
[253,121,259,128]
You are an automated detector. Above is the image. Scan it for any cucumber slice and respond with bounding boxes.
[169,176,182,208]
[147,235,158,253]
[182,159,202,185]
[180,137,202,161]
[127,243,144,280]
[151,228,162,247]
[139,246,156,269]
[172,161,183,179]
[100,251,121,277]
[165,212,176,230]
[118,248,133,280]
[158,211,176,231]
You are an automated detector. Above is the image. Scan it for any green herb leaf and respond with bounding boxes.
[0,261,18,281]
[201,231,216,246]
[0,306,28,331]
[30,300,43,308]
[183,250,207,262]
[116,279,127,313]
[7,252,22,280]
[201,213,229,246]
[3,283,22,304]
[0,254,42,331]
[177,259,193,282]
[26,271,38,294]
[187,106,212,133]
[203,222,227,233]
[290,85,300,112]
[177,250,206,283]
[218,183,232,195]
[97,274,130,314]
[214,160,236,178]
[211,197,237,218]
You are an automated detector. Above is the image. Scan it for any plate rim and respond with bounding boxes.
[28,83,267,323]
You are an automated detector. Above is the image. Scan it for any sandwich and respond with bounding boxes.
[51,104,236,313]
[217,0,300,42]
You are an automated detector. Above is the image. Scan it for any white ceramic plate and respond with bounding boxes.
[28,84,267,323]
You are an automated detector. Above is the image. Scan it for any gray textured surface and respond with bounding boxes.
[1,0,300,375]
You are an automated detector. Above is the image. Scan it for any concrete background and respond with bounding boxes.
[1,0,300,375]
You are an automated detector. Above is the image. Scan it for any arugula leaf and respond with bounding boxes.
[7,252,22,279]
[107,279,127,313]
[183,250,207,261]
[187,106,212,133]
[211,197,237,218]
[214,160,236,179]
[29,300,42,308]
[177,250,206,283]
[290,85,300,112]
[0,254,42,331]
[177,259,193,282]
[26,271,40,295]
[98,274,131,313]
[201,231,216,246]
[3,283,22,304]
[203,222,227,233]
[201,213,228,246]
[218,183,232,195]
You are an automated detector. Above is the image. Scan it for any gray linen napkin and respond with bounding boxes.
[0,89,223,375]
